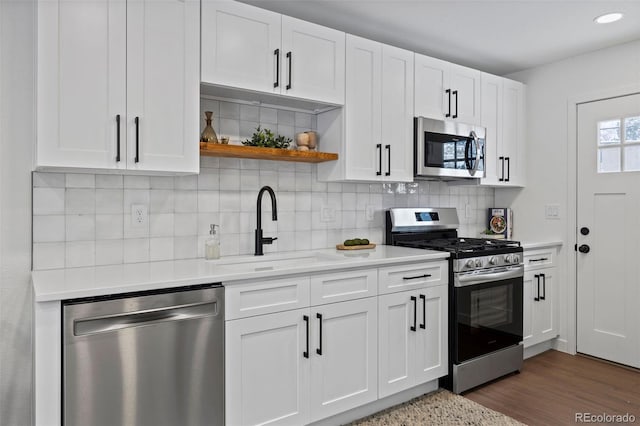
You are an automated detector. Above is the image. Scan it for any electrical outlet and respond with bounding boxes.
[131,204,148,227]
[365,205,375,221]
[545,204,560,220]
[320,205,335,222]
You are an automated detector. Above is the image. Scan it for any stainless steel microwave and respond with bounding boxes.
[414,117,485,179]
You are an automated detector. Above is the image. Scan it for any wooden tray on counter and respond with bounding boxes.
[336,243,376,250]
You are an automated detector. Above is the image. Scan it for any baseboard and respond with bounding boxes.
[524,340,554,359]
[309,380,439,426]
[553,337,572,354]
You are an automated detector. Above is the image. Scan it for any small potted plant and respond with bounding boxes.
[242,127,292,149]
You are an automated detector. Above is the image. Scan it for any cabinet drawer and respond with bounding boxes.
[225,276,311,320]
[378,261,447,295]
[523,248,556,270]
[310,269,377,306]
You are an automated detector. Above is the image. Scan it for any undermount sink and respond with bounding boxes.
[207,252,345,271]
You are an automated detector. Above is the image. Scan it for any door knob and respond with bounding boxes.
[580,227,590,235]
[578,244,590,253]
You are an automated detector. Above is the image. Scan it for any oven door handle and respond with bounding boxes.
[454,265,524,287]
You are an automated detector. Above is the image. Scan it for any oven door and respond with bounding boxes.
[415,117,485,179]
[454,275,523,363]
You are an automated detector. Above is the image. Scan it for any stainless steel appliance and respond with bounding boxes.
[63,283,224,426]
[386,208,523,394]
[414,117,486,179]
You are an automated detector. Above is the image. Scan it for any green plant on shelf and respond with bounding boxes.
[242,126,292,149]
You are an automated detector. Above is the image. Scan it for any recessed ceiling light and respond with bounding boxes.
[594,12,624,24]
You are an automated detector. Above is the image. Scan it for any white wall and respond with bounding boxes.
[0,0,35,424]
[497,38,640,353]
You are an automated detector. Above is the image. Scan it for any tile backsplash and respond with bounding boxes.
[31,100,494,270]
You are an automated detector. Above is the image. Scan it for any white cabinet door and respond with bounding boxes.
[414,54,448,120]
[127,0,200,174]
[281,16,345,105]
[345,35,382,180]
[226,308,310,426]
[414,285,448,384]
[381,45,414,182]
[201,1,281,94]
[502,79,526,186]
[37,0,127,170]
[309,297,378,422]
[448,63,481,125]
[480,73,503,186]
[523,269,556,348]
[378,291,415,398]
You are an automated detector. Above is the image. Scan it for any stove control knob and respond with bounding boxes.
[488,256,498,265]
[465,259,476,268]
[513,255,521,264]
[504,254,514,263]
[475,259,483,267]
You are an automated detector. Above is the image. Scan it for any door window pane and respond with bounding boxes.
[624,145,640,171]
[598,147,621,173]
[598,119,620,145]
[624,116,640,143]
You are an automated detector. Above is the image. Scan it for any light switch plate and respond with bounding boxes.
[545,204,560,219]
[320,205,335,222]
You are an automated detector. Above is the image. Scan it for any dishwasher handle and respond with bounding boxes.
[73,301,218,336]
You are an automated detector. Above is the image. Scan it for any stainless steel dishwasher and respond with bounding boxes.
[63,283,224,426]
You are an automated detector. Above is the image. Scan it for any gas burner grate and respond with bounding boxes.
[398,237,520,254]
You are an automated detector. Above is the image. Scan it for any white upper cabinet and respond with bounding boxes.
[415,54,481,125]
[201,1,345,105]
[37,0,200,174]
[480,73,526,187]
[201,1,281,95]
[280,16,345,105]
[318,35,413,182]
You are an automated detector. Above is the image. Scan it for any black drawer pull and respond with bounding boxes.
[274,49,280,88]
[316,312,322,355]
[410,296,417,332]
[534,274,540,301]
[403,274,431,280]
[529,257,549,263]
[419,294,426,330]
[540,273,546,300]
[303,315,309,358]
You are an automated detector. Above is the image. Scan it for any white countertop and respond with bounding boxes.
[521,241,563,250]
[31,246,449,302]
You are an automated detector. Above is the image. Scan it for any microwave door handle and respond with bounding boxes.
[464,139,472,171]
[469,130,480,176]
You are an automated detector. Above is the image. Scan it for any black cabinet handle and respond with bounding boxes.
[403,274,431,280]
[316,312,322,355]
[499,156,505,181]
[445,89,451,118]
[540,273,546,300]
[529,257,548,263]
[452,90,458,119]
[115,114,121,162]
[419,294,426,330]
[534,274,540,301]
[505,157,510,182]
[303,315,309,358]
[410,296,417,332]
[134,116,140,163]
[286,51,292,90]
[376,144,382,176]
[385,144,391,176]
[274,49,280,88]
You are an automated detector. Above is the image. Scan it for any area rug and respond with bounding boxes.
[348,390,525,425]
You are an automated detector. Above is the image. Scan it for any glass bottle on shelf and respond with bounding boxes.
[200,111,219,144]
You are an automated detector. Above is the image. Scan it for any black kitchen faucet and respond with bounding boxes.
[255,186,278,255]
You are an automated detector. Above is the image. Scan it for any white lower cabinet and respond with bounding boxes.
[522,246,559,348]
[226,308,310,426]
[378,285,448,398]
[523,269,556,347]
[225,263,447,425]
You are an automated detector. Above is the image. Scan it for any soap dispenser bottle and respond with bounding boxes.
[205,224,220,260]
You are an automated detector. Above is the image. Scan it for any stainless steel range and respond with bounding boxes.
[385,207,524,394]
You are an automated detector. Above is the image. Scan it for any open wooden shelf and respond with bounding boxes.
[199,143,338,163]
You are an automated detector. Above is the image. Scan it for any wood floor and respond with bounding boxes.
[465,350,640,425]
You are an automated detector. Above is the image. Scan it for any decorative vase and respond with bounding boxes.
[200,111,219,144]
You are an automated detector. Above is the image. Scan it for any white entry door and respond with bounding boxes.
[576,93,640,367]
